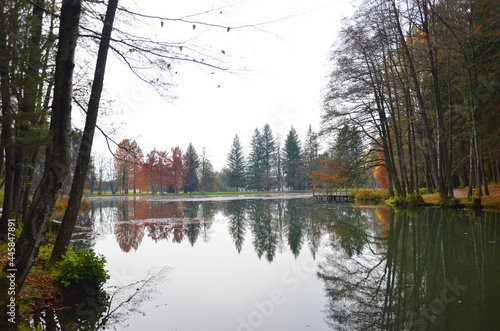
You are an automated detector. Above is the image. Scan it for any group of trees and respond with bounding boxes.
[321,0,499,202]
[103,124,322,195]
[0,0,231,289]
[107,140,219,194]
[225,124,322,191]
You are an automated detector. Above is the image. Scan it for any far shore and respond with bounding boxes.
[85,191,314,202]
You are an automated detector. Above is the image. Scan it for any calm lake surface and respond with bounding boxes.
[37,197,499,330]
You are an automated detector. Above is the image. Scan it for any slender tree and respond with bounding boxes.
[8,0,83,288]
[283,127,303,190]
[261,124,277,190]
[227,134,246,190]
[169,146,185,193]
[247,128,264,190]
[303,125,320,188]
[184,143,200,193]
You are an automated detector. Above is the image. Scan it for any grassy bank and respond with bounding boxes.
[422,183,500,210]
[350,184,500,210]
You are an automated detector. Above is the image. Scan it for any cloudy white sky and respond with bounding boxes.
[86,0,354,170]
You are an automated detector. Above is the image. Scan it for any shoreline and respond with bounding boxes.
[86,191,314,202]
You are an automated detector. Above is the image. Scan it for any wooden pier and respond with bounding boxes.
[313,191,354,203]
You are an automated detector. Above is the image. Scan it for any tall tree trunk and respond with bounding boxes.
[0,0,15,238]
[6,0,82,289]
[50,0,119,264]
[390,0,445,201]
[468,137,475,198]
[482,156,489,195]
[12,0,45,218]
[20,149,39,223]
[488,147,496,183]
[420,0,452,198]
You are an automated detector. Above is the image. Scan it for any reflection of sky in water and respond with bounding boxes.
[66,199,499,331]
[87,199,336,330]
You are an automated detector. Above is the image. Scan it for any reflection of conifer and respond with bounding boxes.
[186,220,201,246]
[286,201,304,258]
[225,201,247,253]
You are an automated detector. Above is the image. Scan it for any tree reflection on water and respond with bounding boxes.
[68,198,499,330]
[89,198,319,262]
[317,207,500,330]
[31,267,170,331]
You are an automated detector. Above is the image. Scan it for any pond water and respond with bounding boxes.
[34,197,499,330]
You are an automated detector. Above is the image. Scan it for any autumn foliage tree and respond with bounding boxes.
[168,147,186,193]
[114,139,143,194]
[321,0,499,202]
[310,157,348,193]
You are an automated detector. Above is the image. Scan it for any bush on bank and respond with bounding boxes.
[57,247,109,297]
[355,189,390,201]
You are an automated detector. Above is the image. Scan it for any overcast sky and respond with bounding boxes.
[84,0,354,170]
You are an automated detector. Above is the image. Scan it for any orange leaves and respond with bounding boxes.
[373,165,388,189]
[310,157,347,190]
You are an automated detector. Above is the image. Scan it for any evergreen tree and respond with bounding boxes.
[247,128,264,190]
[227,134,246,190]
[261,124,277,190]
[303,125,320,188]
[184,143,200,193]
[283,127,303,190]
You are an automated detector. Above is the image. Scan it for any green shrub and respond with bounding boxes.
[385,196,404,207]
[442,197,463,208]
[37,244,54,261]
[406,193,425,205]
[57,247,109,289]
[419,188,427,195]
[386,193,425,207]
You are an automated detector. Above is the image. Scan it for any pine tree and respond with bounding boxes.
[247,128,264,190]
[261,124,277,190]
[184,143,199,193]
[283,127,303,190]
[227,134,246,190]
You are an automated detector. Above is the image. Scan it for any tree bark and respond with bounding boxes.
[420,0,453,198]
[12,0,45,219]
[390,0,445,201]
[6,0,82,288]
[50,0,119,264]
[0,0,15,238]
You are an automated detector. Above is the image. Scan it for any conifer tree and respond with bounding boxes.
[283,127,303,190]
[184,143,200,193]
[227,134,246,190]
